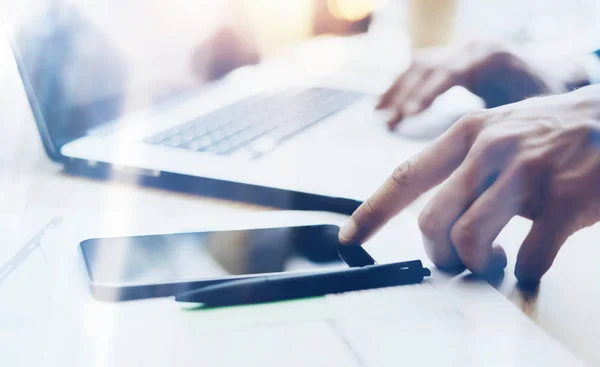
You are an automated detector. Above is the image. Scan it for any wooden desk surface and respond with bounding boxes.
[1,9,600,366]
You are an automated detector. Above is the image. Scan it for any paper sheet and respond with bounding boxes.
[1,209,586,366]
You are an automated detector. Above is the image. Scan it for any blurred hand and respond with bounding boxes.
[378,42,589,129]
[192,27,260,81]
[341,85,600,283]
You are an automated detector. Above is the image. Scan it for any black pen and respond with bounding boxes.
[175,260,430,307]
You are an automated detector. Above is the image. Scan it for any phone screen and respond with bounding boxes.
[80,225,346,289]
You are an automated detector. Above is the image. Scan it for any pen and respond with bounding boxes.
[175,260,430,307]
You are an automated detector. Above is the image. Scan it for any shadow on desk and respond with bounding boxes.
[460,271,541,319]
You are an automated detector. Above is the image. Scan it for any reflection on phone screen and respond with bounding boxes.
[81,225,345,286]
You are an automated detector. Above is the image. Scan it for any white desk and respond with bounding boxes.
[1,5,600,365]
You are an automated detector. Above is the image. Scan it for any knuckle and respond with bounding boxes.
[391,158,417,187]
[356,198,377,222]
[475,129,520,162]
[464,109,488,123]
[476,130,500,150]
[418,207,446,241]
[457,109,487,136]
[476,133,504,159]
[350,198,378,235]
[450,219,478,251]
[450,219,488,272]
[403,99,423,110]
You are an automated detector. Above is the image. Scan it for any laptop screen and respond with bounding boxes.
[1,0,263,156]
[1,0,371,159]
[0,0,370,158]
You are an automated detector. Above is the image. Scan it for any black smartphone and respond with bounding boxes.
[79,224,373,302]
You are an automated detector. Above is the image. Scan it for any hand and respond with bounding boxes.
[192,27,260,81]
[340,85,600,283]
[378,42,589,129]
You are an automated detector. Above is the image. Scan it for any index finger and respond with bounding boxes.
[376,75,403,110]
[376,64,417,110]
[338,121,475,245]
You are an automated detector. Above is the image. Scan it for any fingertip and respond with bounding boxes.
[422,234,465,273]
[514,261,543,285]
[435,261,467,275]
[515,268,542,286]
[469,245,508,281]
[467,245,507,276]
[514,245,550,284]
[490,245,508,271]
[338,220,358,245]
[514,218,567,286]
[386,115,402,130]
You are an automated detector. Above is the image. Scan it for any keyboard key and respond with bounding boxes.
[180,129,195,143]
[145,87,363,158]
[187,135,212,151]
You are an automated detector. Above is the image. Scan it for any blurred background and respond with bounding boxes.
[3,0,600,148]
[2,0,600,156]
[0,0,599,204]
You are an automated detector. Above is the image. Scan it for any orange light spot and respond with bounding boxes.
[327,0,376,21]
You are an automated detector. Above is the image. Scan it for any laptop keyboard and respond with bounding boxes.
[144,87,363,158]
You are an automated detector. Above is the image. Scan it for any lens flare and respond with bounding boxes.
[327,0,382,21]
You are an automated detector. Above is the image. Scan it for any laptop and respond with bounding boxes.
[1,0,480,213]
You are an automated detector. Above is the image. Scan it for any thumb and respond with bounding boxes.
[515,216,571,285]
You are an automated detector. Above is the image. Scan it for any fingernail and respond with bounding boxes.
[338,220,358,244]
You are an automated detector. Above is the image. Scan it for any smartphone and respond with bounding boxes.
[79,224,373,301]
